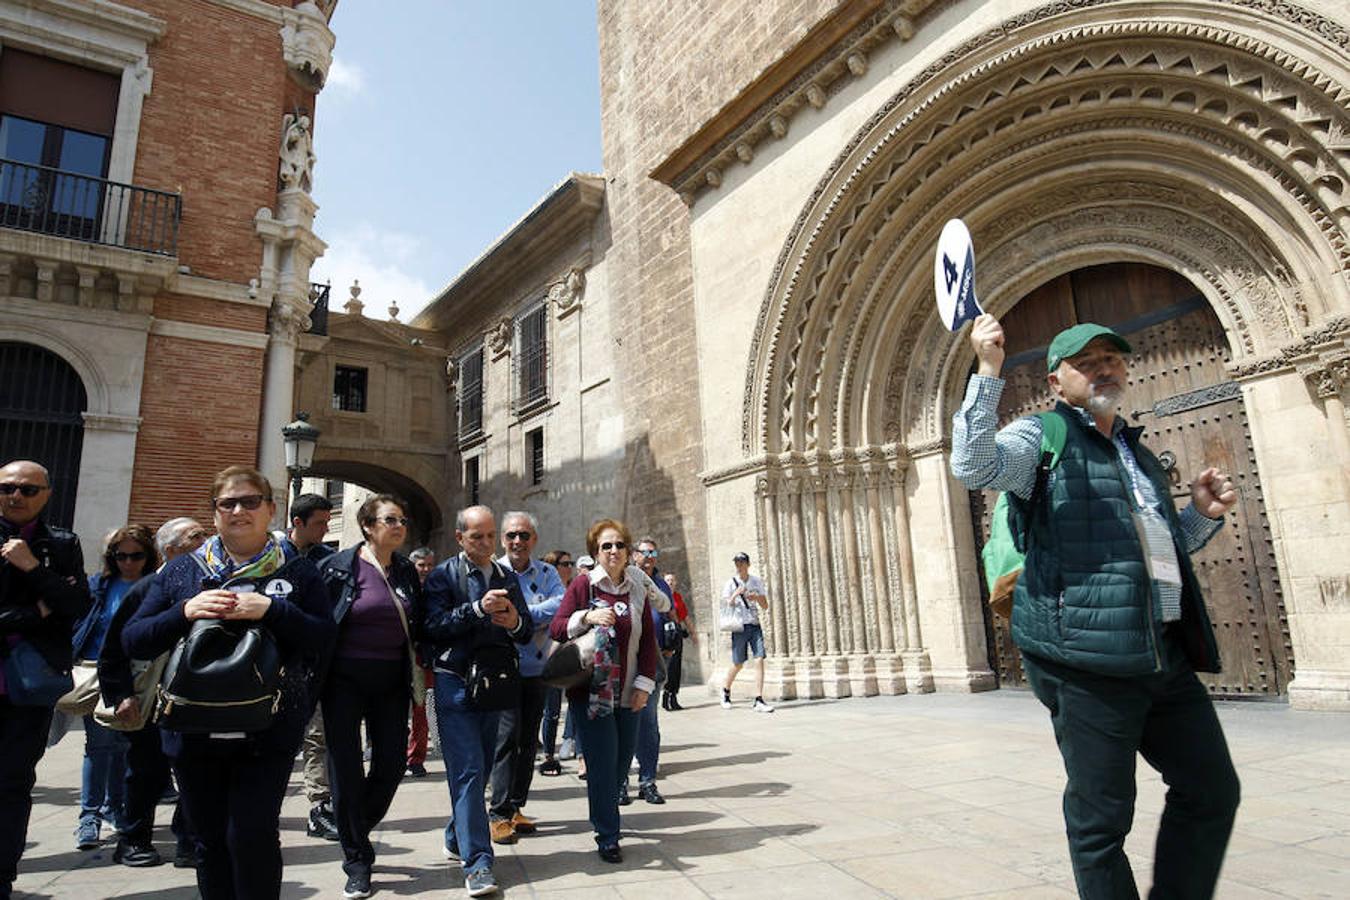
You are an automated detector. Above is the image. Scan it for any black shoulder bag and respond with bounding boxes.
[459,559,522,711]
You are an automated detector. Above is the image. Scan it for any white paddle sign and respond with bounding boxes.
[934,218,984,331]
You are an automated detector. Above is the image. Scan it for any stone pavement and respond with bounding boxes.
[15,690,1350,899]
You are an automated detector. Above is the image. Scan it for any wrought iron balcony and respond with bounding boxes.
[307,281,330,335]
[0,157,181,256]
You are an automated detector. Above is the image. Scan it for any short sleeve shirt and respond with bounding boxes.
[722,574,767,626]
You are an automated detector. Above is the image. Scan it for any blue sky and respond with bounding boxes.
[310,2,602,322]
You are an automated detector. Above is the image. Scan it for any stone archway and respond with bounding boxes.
[739,2,1350,706]
[307,456,446,550]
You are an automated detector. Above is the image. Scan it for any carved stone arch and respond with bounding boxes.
[745,2,1350,457]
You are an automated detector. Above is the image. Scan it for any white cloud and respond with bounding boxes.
[326,57,366,96]
[309,224,436,323]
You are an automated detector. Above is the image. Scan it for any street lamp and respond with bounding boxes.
[282,411,321,501]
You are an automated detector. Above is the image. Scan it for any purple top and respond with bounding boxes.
[334,556,409,661]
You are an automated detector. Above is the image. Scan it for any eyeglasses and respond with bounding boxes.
[0,483,48,497]
[376,515,410,527]
[213,494,269,512]
[112,551,147,562]
[599,541,626,552]
[556,560,574,568]
[639,548,658,558]
[504,531,533,541]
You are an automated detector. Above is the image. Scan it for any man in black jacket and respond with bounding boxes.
[0,460,91,899]
[422,505,530,898]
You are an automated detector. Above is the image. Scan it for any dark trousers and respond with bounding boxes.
[122,722,189,848]
[539,687,562,757]
[172,744,293,900]
[576,706,639,848]
[323,658,410,875]
[488,675,546,820]
[0,701,52,896]
[1023,634,1240,900]
[664,638,684,697]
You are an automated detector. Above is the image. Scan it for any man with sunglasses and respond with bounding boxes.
[0,460,91,899]
[951,315,1241,900]
[627,537,673,805]
[487,512,564,844]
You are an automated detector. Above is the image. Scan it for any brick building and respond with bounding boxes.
[0,0,336,562]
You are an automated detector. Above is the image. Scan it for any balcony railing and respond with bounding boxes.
[307,281,330,335]
[0,157,181,256]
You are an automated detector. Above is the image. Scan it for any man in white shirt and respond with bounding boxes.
[720,552,773,712]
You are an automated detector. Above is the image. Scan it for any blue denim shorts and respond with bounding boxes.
[731,623,766,665]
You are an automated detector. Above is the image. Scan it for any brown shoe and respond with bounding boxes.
[510,812,537,834]
[489,818,517,844]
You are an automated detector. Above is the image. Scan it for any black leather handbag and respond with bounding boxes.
[156,619,283,733]
[466,642,521,711]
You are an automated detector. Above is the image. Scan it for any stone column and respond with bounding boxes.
[1298,357,1350,504]
[863,466,905,694]
[889,449,934,692]
[786,476,822,697]
[758,475,796,700]
[810,472,849,696]
[73,413,141,568]
[834,465,877,695]
[259,301,302,516]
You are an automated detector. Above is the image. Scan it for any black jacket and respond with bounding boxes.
[0,519,92,674]
[316,545,423,683]
[421,553,531,678]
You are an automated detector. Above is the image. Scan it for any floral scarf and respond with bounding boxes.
[194,534,287,583]
[587,593,620,720]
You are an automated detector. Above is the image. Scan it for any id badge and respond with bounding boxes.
[1130,508,1182,588]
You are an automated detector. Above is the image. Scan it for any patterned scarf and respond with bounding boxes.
[587,594,620,720]
[195,535,287,583]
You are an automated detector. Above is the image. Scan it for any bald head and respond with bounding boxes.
[455,505,496,567]
[0,460,52,525]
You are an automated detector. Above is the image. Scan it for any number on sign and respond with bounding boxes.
[942,254,958,293]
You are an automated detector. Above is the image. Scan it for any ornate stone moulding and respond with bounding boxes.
[280,0,335,91]
[701,443,910,487]
[741,8,1350,459]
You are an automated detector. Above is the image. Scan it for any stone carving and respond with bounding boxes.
[548,266,586,316]
[269,298,308,343]
[743,21,1350,456]
[279,113,317,193]
[486,316,513,357]
[343,279,364,316]
[1318,575,1350,610]
[388,300,400,322]
[279,1,334,91]
[444,356,457,392]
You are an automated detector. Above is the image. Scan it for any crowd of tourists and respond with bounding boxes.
[0,458,784,900]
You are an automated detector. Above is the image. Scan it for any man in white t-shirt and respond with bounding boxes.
[720,552,773,712]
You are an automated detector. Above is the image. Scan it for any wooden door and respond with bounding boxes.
[969,263,1293,696]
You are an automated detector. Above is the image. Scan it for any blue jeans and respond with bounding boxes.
[632,685,660,787]
[80,715,128,828]
[576,708,639,848]
[435,672,499,875]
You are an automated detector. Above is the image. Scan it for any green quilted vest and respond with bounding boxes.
[1008,402,1221,676]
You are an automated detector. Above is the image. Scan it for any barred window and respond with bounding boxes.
[513,304,548,413]
[464,456,480,506]
[526,427,544,486]
[332,365,367,412]
[457,345,484,442]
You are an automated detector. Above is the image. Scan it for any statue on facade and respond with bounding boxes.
[279,113,317,192]
[549,266,586,315]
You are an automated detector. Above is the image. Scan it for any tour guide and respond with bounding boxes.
[950,315,1241,900]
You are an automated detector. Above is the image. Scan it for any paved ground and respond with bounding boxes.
[14,689,1350,899]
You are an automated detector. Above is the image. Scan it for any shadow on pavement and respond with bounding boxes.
[661,750,789,776]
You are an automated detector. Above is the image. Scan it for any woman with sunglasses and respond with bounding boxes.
[548,519,659,863]
[316,495,423,900]
[71,524,158,850]
[123,466,335,900]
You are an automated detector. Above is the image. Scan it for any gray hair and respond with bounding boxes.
[456,504,495,532]
[409,546,435,562]
[155,517,203,555]
[502,510,538,534]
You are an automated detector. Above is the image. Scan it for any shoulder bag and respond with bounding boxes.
[458,559,522,711]
[93,653,169,732]
[719,579,746,633]
[55,660,101,716]
[4,640,73,707]
[541,578,599,690]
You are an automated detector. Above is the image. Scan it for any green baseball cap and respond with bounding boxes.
[1046,323,1132,372]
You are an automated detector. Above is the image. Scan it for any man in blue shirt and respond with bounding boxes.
[951,314,1241,900]
[487,512,563,843]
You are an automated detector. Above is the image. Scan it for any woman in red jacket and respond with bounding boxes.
[548,518,658,864]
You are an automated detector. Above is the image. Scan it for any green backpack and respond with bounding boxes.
[980,410,1068,619]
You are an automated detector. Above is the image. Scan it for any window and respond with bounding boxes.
[457,346,484,442]
[513,304,548,413]
[526,427,544,486]
[325,478,344,511]
[464,456,480,506]
[332,365,367,412]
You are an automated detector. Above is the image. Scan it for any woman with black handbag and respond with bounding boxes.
[548,517,658,864]
[317,494,423,900]
[123,466,335,900]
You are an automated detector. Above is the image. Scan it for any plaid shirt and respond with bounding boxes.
[951,374,1223,621]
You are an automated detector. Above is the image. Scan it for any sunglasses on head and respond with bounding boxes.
[504,531,533,541]
[112,551,147,562]
[213,494,269,513]
[0,483,48,497]
[599,541,626,552]
[376,515,410,527]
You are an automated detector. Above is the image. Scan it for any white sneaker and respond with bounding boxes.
[720,692,732,709]
[752,698,775,713]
